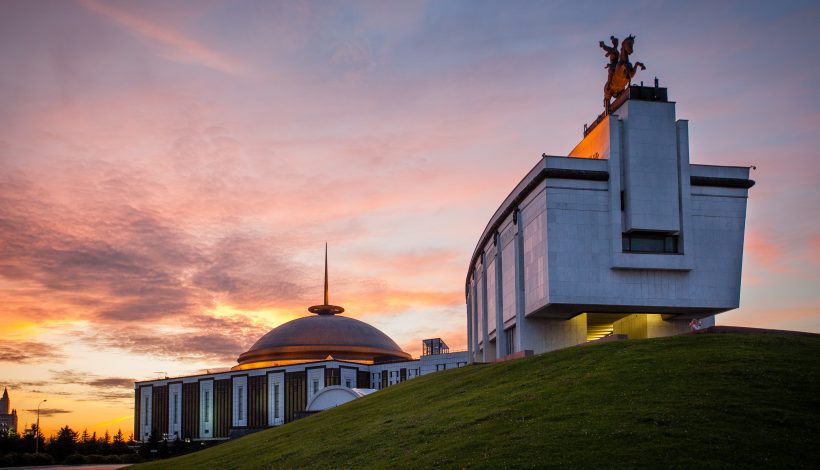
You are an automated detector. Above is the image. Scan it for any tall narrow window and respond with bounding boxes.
[312,380,318,395]
[238,386,243,421]
[144,397,148,423]
[173,393,178,424]
[204,391,210,423]
[273,384,280,419]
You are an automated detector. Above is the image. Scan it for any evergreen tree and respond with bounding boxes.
[48,425,78,462]
[112,428,127,453]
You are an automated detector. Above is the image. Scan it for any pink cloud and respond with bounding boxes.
[79,0,245,76]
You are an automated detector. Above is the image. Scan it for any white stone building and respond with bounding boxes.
[465,84,754,361]
[134,265,466,442]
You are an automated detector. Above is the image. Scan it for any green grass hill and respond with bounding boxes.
[136,333,819,469]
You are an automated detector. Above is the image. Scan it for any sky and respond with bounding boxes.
[1,0,818,437]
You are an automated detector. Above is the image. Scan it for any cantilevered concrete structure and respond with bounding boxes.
[465,84,754,361]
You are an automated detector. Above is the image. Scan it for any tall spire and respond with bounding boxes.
[308,244,344,315]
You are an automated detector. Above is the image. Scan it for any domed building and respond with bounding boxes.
[134,248,466,442]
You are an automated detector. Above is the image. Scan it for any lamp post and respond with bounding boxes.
[35,399,46,454]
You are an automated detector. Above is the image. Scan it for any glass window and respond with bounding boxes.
[505,327,516,356]
[204,391,210,422]
[345,379,351,388]
[622,232,679,253]
[173,393,178,424]
[238,386,243,421]
[313,380,318,395]
[144,396,148,423]
[273,384,279,419]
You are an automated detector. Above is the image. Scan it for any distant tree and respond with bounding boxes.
[48,425,78,462]
[112,429,127,453]
[0,428,20,453]
[139,430,159,459]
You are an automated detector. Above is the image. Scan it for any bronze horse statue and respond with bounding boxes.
[601,35,645,113]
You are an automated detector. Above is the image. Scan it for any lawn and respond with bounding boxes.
[135,333,820,469]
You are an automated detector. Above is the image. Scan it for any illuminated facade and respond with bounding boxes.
[134,254,466,442]
[465,84,754,361]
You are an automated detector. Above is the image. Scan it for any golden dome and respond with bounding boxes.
[232,245,411,370]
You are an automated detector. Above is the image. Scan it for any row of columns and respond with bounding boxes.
[467,208,534,363]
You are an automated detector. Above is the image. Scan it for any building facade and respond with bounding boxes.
[0,388,18,433]
[134,287,466,442]
[465,85,754,361]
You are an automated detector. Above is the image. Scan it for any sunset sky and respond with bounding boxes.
[1,0,818,437]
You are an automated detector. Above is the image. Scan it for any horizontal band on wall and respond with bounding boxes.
[690,176,755,188]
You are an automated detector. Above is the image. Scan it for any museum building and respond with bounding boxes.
[465,83,755,362]
[134,261,467,442]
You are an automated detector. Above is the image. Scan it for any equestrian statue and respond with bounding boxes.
[600,34,645,113]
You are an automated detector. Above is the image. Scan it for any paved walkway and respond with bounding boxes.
[12,465,130,469]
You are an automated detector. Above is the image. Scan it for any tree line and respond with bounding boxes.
[0,425,208,466]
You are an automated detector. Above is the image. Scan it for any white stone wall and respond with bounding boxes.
[341,367,357,389]
[199,379,213,439]
[231,376,247,428]
[139,386,152,441]
[168,382,182,439]
[616,100,681,232]
[267,372,284,426]
[419,352,469,375]
[465,96,751,356]
[307,368,324,402]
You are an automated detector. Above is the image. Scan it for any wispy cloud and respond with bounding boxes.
[0,341,65,364]
[25,408,72,417]
[78,0,245,76]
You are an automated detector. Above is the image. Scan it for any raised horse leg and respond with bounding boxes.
[629,62,646,83]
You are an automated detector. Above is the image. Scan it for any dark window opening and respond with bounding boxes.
[504,327,515,356]
[622,232,679,254]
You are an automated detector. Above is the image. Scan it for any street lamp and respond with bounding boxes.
[35,399,46,454]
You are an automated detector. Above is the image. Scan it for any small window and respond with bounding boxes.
[622,232,679,254]
[345,379,351,388]
[313,380,319,395]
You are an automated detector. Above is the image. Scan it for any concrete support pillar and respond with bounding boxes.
[514,209,527,352]
[480,253,489,362]
[466,290,473,364]
[494,234,506,359]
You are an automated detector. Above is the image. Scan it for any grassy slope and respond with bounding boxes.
[137,334,820,469]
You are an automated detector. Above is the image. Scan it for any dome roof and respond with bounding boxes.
[235,314,411,369]
[234,244,411,370]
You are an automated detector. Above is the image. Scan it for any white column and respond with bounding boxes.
[494,234,506,359]
[199,380,213,439]
[139,386,152,442]
[231,376,247,428]
[267,372,284,426]
[168,383,182,439]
